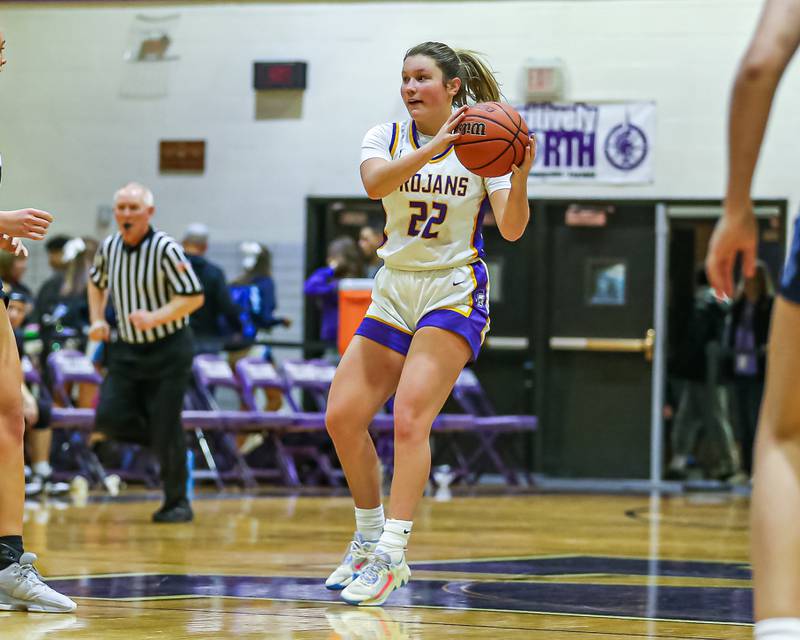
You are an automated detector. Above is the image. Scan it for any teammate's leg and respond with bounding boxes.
[341,327,471,606]
[751,298,800,636]
[325,335,405,589]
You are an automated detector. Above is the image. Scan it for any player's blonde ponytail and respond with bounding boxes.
[453,49,501,105]
[405,42,502,107]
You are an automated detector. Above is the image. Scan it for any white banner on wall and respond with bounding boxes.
[517,101,656,184]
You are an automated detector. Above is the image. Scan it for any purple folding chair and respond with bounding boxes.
[185,354,263,489]
[235,357,327,486]
[280,359,337,411]
[448,367,537,485]
[277,359,344,486]
[46,350,109,486]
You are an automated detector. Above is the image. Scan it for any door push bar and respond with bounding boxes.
[549,329,655,361]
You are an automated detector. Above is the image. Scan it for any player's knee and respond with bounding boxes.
[325,401,356,440]
[392,404,429,446]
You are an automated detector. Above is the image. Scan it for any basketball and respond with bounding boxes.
[454,102,530,178]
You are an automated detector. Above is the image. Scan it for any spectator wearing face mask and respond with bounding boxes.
[229,242,291,347]
[229,242,291,412]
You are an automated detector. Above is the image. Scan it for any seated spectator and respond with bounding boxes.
[6,292,61,497]
[182,224,243,354]
[230,242,291,412]
[36,238,94,370]
[33,234,71,325]
[304,236,362,344]
[0,249,32,298]
[44,234,71,275]
[358,224,384,278]
[230,242,291,347]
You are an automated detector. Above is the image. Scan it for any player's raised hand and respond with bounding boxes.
[511,134,536,185]
[0,208,53,241]
[706,204,758,300]
[429,105,467,156]
[0,234,28,257]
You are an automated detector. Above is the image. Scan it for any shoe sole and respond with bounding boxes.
[0,597,76,613]
[341,567,411,606]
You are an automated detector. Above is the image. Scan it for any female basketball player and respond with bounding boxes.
[707,3,800,639]
[0,31,76,612]
[324,41,534,606]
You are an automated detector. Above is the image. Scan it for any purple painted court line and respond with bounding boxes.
[48,573,753,624]
[412,555,752,581]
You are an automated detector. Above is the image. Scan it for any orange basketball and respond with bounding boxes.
[454,102,530,178]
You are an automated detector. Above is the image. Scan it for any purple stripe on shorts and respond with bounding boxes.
[417,308,488,362]
[469,261,490,316]
[355,316,413,356]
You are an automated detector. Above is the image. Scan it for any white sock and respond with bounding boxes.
[354,505,385,542]
[377,518,412,564]
[32,461,52,479]
[755,618,800,639]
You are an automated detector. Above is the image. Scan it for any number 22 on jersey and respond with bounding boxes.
[407,201,448,239]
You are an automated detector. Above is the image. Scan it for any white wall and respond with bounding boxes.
[1,0,798,321]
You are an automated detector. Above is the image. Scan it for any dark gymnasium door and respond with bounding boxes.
[538,202,656,478]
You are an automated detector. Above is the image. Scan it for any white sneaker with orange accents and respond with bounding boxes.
[340,551,410,606]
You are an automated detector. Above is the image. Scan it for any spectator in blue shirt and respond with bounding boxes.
[230,242,290,344]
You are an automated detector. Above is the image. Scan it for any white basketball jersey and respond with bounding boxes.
[361,120,511,271]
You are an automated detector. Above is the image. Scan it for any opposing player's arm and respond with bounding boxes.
[726,0,800,215]
[707,0,800,297]
[488,137,535,242]
[361,109,466,199]
[0,209,52,240]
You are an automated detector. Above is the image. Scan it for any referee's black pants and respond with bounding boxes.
[95,328,193,507]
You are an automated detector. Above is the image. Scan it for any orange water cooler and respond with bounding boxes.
[337,278,374,355]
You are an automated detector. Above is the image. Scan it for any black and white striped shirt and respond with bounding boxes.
[90,227,203,344]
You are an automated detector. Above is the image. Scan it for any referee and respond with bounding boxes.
[88,182,204,523]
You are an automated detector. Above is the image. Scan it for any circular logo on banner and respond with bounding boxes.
[604,122,648,171]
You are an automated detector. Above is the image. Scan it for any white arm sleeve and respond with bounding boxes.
[360,123,395,164]
[484,173,513,194]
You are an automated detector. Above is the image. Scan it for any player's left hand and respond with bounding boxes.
[511,134,536,185]
[129,309,158,331]
[706,204,758,299]
[0,234,28,257]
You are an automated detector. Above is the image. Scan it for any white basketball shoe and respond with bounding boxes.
[0,553,76,612]
[340,551,411,606]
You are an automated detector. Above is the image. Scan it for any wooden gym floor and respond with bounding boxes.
[4,488,751,639]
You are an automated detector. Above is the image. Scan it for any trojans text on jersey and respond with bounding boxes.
[398,174,469,196]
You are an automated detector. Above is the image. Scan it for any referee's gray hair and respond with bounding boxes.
[114,182,154,207]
